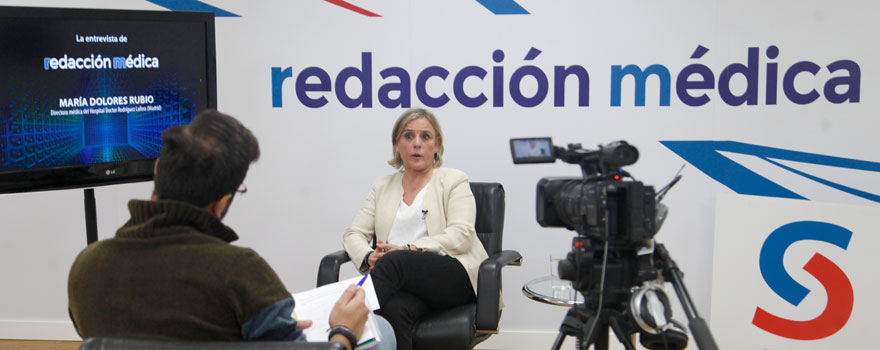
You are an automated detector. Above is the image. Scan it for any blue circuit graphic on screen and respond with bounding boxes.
[1,83,194,170]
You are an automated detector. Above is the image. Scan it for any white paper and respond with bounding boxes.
[292,275,381,349]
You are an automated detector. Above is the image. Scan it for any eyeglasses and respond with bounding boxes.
[236,183,248,196]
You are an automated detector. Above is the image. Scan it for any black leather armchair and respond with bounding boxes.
[79,336,345,350]
[317,182,522,350]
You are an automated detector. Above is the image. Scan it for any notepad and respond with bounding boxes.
[292,275,381,349]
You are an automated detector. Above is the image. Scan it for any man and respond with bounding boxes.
[68,110,393,350]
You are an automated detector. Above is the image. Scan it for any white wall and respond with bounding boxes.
[1,1,877,348]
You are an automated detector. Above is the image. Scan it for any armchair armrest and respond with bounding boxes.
[475,249,522,332]
[317,250,351,287]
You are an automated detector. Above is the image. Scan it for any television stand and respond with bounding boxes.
[84,188,98,244]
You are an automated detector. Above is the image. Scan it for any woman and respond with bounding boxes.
[342,108,488,350]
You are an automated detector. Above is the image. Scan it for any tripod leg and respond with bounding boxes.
[592,325,609,350]
[552,307,585,350]
[551,331,567,350]
[607,315,636,350]
[577,307,604,350]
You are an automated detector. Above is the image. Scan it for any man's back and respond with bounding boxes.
[68,199,292,341]
[67,110,384,350]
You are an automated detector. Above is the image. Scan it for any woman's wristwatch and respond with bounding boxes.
[361,250,373,270]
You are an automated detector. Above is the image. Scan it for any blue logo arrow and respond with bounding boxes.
[661,140,880,203]
[146,0,240,17]
[476,0,530,15]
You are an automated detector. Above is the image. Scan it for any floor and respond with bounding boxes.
[0,340,80,350]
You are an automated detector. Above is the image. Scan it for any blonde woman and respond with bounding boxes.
[342,108,488,350]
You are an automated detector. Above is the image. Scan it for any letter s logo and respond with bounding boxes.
[752,221,854,340]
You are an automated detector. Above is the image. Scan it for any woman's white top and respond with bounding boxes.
[386,183,430,246]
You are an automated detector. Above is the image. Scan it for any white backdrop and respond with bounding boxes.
[1,0,877,348]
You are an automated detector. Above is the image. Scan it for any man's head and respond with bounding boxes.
[153,110,260,210]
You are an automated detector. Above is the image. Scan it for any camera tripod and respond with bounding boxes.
[550,243,718,350]
[552,302,637,350]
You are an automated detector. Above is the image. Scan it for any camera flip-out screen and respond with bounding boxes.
[510,137,555,164]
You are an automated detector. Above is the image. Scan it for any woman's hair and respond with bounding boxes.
[388,108,444,169]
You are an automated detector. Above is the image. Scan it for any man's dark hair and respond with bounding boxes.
[153,110,260,207]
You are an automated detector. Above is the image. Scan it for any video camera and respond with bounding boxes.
[510,138,718,350]
[510,137,658,292]
[510,138,652,238]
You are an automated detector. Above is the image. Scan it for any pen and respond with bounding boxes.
[357,272,370,287]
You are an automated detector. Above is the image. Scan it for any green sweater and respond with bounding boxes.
[68,199,298,341]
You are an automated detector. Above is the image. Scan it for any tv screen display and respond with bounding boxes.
[0,6,216,194]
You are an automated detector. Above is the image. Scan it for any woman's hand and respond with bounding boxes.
[368,240,406,269]
[376,240,406,252]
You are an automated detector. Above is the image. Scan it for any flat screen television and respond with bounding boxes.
[0,6,216,194]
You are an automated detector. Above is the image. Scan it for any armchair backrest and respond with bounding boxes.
[470,182,505,255]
